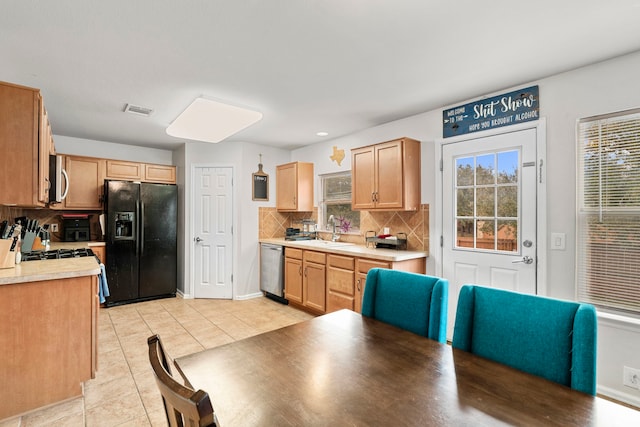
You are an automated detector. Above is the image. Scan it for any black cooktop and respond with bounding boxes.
[20,248,96,262]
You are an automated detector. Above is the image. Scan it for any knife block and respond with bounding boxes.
[0,239,16,269]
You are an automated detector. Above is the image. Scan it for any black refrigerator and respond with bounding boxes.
[104,180,177,306]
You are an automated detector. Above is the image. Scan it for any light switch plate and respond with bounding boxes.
[550,232,566,250]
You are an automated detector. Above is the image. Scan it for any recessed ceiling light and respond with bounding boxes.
[316,131,329,137]
[166,97,262,143]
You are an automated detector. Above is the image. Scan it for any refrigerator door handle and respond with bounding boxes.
[140,201,145,256]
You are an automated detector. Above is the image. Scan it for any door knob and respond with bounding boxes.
[194,237,203,243]
[512,256,534,264]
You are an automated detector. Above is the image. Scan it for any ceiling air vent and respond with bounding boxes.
[123,103,154,117]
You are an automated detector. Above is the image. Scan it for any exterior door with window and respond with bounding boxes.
[193,166,233,299]
[442,128,538,339]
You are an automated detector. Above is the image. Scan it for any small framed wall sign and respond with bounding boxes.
[252,157,269,201]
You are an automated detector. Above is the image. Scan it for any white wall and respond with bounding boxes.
[54,135,174,165]
[179,140,290,299]
[291,50,640,406]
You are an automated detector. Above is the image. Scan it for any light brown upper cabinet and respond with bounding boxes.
[144,163,176,183]
[59,155,105,210]
[105,160,176,184]
[276,161,314,212]
[351,137,421,211]
[0,81,52,207]
[105,160,144,181]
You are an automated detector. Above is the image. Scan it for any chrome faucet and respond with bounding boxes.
[328,215,340,241]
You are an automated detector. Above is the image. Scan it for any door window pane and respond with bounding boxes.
[456,157,474,186]
[454,150,520,252]
[456,188,474,216]
[476,187,495,217]
[457,219,474,248]
[476,154,495,185]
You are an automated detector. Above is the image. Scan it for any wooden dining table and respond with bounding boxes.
[174,309,640,426]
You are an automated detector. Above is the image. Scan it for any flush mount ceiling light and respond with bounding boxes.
[166,97,262,143]
[316,131,329,137]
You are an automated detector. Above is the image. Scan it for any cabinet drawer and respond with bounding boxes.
[327,266,354,295]
[327,291,354,312]
[303,250,326,265]
[328,254,354,270]
[285,247,303,260]
[357,258,390,274]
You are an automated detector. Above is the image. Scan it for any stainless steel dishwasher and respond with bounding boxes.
[260,243,287,304]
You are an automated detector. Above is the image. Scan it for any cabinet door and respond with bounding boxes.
[90,245,106,264]
[276,162,314,212]
[303,261,326,313]
[354,258,391,313]
[144,164,176,183]
[0,82,43,207]
[276,163,297,210]
[375,140,404,209]
[284,257,303,304]
[105,160,143,181]
[38,101,51,204]
[351,146,376,210]
[327,254,355,312]
[354,272,367,313]
[64,156,104,209]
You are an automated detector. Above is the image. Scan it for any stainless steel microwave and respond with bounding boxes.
[48,154,69,203]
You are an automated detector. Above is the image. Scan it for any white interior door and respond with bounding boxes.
[193,166,233,299]
[442,128,538,339]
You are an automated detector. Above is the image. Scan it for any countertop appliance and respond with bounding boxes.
[104,180,177,306]
[260,243,287,304]
[63,216,91,242]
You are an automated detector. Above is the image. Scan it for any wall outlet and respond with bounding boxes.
[50,223,58,232]
[623,366,640,390]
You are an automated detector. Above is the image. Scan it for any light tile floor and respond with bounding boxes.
[0,296,315,427]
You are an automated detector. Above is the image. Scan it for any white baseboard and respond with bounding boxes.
[234,292,264,300]
[597,385,640,410]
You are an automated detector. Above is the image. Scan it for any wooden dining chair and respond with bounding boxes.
[147,334,218,427]
[361,268,448,342]
[452,285,598,395]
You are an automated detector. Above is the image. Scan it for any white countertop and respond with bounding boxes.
[259,238,427,262]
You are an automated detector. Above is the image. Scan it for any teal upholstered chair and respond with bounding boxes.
[361,268,448,343]
[452,285,597,395]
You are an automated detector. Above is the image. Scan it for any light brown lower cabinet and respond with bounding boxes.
[284,248,303,304]
[303,251,326,312]
[287,246,426,315]
[0,275,98,420]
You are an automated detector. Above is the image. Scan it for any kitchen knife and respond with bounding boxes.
[6,224,16,239]
[9,236,18,251]
[0,220,7,239]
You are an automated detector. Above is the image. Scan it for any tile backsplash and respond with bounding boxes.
[259,205,429,253]
[0,206,103,242]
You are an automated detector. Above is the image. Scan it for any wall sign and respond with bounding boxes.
[252,155,269,201]
[442,85,539,138]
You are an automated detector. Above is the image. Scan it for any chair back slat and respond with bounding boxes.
[148,334,217,427]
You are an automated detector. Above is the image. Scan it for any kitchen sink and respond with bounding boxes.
[292,240,355,248]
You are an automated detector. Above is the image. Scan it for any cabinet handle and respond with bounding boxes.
[304,267,307,277]
[299,266,302,276]
[371,192,375,202]
[356,279,361,291]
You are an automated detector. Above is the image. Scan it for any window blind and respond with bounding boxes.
[577,109,640,314]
